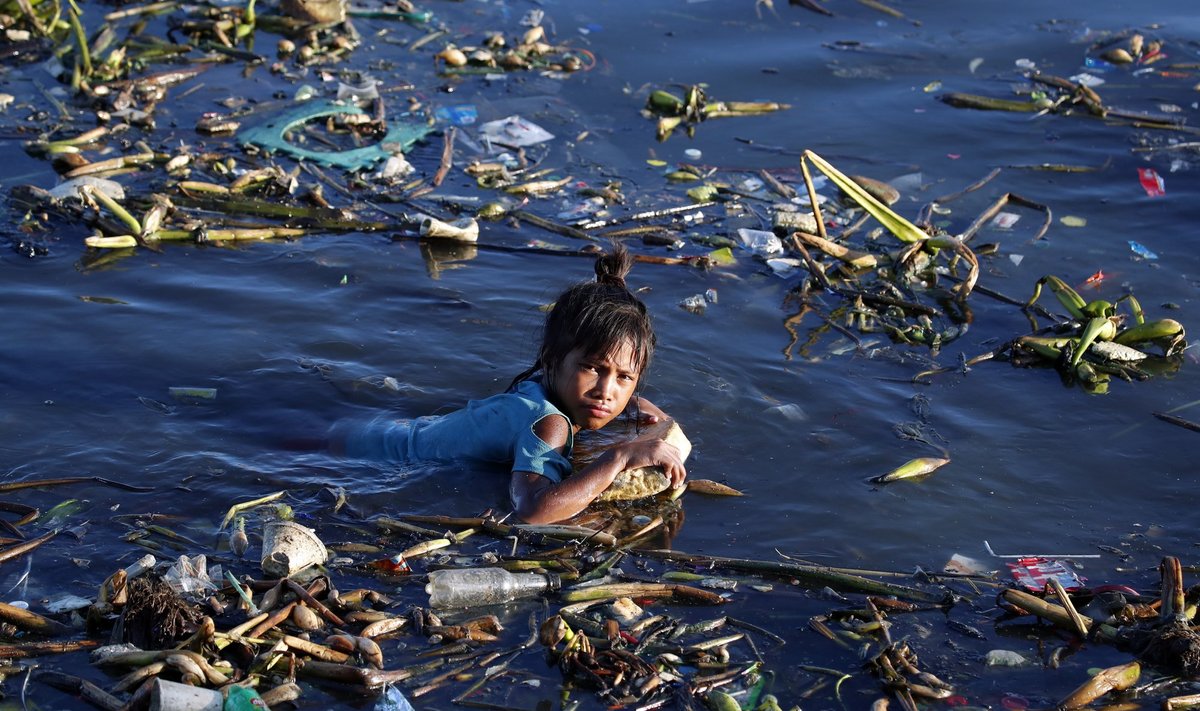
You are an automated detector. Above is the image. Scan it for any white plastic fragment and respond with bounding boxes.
[337,78,380,101]
[478,115,554,148]
[48,176,125,202]
[991,212,1020,229]
[735,228,783,257]
[985,649,1031,667]
[943,553,994,575]
[420,216,479,242]
[125,554,157,580]
[1069,72,1104,88]
[375,154,414,181]
[91,643,142,664]
[605,597,644,624]
[679,294,707,314]
[764,257,803,278]
[44,593,92,614]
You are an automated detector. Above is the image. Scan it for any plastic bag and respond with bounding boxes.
[164,554,219,595]
[374,684,416,711]
[478,115,555,148]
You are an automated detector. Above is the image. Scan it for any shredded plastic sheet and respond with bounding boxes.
[238,99,433,171]
[1007,557,1086,592]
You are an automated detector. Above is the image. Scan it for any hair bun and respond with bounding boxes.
[594,243,633,288]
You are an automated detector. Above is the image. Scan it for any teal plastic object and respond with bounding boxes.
[223,685,268,709]
[238,99,433,171]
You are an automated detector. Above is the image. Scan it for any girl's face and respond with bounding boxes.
[548,341,640,432]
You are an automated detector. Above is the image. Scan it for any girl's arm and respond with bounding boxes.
[510,416,687,524]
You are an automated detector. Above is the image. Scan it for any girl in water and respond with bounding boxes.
[336,245,687,523]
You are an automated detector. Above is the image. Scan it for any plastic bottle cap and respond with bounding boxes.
[544,572,562,591]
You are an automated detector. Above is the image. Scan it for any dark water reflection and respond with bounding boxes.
[3,0,1200,706]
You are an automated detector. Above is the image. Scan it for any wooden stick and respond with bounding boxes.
[286,579,345,628]
[298,658,439,689]
[639,549,948,604]
[0,529,59,567]
[226,612,269,638]
[1154,412,1200,434]
[792,229,877,269]
[1000,588,1120,642]
[0,477,152,493]
[0,639,99,658]
[376,517,446,539]
[559,581,725,605]
[248,601,297,639]
[281,635,349,663]
[1046,579,1089,638]
[1164,693,1200,711]
[432,127,455,187]
[35,669,124,711]
[0,600,69,636]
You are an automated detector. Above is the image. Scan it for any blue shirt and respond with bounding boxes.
[338,380,575,482]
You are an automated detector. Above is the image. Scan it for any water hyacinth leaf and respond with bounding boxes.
[1058,661,1140,709]
[1070,316,1118,368]
[1114,318,1184,346]
[803,150,926,244]
[687,184,719,203]
[647,90,684,114]
[706,690,740,711]
[38,499,85,527]
[870,457,949,484]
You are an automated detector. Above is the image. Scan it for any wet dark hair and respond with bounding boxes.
[509,244,656,391]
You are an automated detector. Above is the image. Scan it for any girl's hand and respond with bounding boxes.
[614,438,687,488]
[630,396,669,425]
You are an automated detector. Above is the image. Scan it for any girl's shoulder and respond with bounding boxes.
[510,378,548,399]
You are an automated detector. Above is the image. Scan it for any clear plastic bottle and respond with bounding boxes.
[425,567,560,608]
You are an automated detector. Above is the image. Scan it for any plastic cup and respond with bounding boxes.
[261,521,328,578]
[149,679,222,711]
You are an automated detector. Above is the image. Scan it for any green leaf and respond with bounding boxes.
[707,247,736,266]
[804,150,926,244]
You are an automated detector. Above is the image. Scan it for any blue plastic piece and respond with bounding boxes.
[434,104,478,126]
[238,99,433,171]
[1128,240,1158,260]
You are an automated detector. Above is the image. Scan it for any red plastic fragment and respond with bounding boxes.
[1138,167,1166,197]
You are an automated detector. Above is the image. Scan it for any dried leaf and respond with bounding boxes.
[686,480,744,496]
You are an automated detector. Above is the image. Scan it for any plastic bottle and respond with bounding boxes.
[425,567,560,608]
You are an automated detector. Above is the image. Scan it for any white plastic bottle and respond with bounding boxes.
[425,567,560,608]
